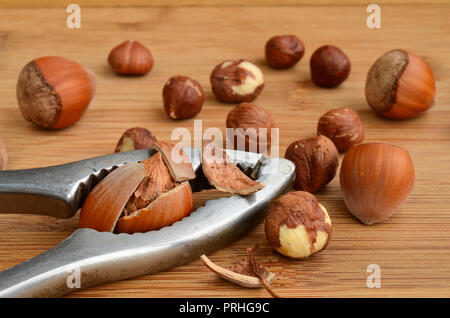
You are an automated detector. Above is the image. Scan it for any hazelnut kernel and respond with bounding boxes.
[226,103,276,153]
[317,107,365,152]
[265,35,305,69]
[265,191,333,259]
[210,59,264,103]
[285,135,339,193]
[114,127,157,153]
[108,40,154,75]
[162,75,205,120]
[310,45,351,88]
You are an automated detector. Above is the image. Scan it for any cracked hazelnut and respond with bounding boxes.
[80,142,195,234]
[365,49,435,119]
[317,107,365,152]
[162,75,205,120]
[310,45,350,87]
[0,137,7,170]
[210,59,264,103]
[16,56,96,129]
[226,103,276,153]
[265,191,332,259]
[108,40,154,75]
[340,142,415,225]
[285,135,339,193]
[114,127,157,153]
[265,35,304,69]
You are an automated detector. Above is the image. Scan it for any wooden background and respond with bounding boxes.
[0,3,449,298]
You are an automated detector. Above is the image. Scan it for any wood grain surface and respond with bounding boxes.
[0,5,449,298]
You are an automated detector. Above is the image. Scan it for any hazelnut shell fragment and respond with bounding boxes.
[16,56,96,129]
[317,107,365,152]
[210,59,264,103]
[108,40,154,75]
[285,135,339,193]
[226,103,277,153]
[365,49,435,119]
[163,75,205,120]
[153,141,196,182]
[265,191,332,259]
[340,142,415,225]
[310,45,351,88]
[114,127,157,153]
[202,139,264,195]
[265,35,305,69]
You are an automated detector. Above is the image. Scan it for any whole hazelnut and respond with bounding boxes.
[226,103,276,153]
[340,142,415,225]
[108,40,154,75]
[317,107,365,152]
[162,75,205,120]
[265,35,305,69]
[365,49,435,119]
[0,137,7,170]
[210,59,264,103]
[310,45,351,88]
[114,127,157,153]
[265,191,332,259]
[16,56,96,129]
[285,135,339,193]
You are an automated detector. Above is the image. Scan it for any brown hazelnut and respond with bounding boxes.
[210,59,264,103]
[310,45,351,88]
[16,56,96,129]
[265,191,332,259]
[265,35,305,69]
[365,49,435,119]
[340,142,415,225]
[285,135,339,193]
[0,137,7,170]
[114,127,157,153]
[162,75,205,120]
[317,107,365,152]
[226,103,276,153]
[108,40,154,75]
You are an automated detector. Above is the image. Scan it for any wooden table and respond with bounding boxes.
[0,4,449,298]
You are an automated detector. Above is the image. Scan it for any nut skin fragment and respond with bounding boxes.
[108,40,154,75]
[0,137,7,170]
[210,59,264,103]
[317,107,365,152]
[114,127,157,153]
[265,35,305,69]
[163,75,205,120]
[16,56,96,129]
[310,45,350,88]
[202,139,264,195]
[340,142,415,225]
[285,135,339,193]
[265,191,332,259]
[365,49,435,119]
[226,103,277,153]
